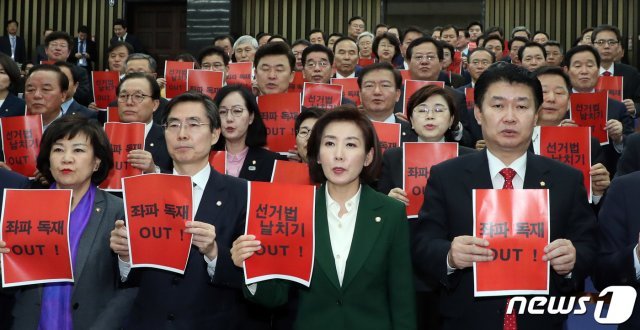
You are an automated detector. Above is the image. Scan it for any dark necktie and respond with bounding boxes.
[500,167,517,330]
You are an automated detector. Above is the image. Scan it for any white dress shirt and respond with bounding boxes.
[326,185,362,286]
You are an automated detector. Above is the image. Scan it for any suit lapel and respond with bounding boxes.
[464,150,493,192]
[145,124,161,151]
[73,190,105,286]
[314,185,342,290]
[196,168,226,226]
[523,152,551,189]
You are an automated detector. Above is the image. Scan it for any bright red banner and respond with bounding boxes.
[446,51,463,75]
[539,126,592,202]
[164,61,195,98]
[99,122,145,191]
[473,189,550,296]
[403,142,458,218]
[270,160,313,185]
[331,77,361,105]
[288,71,305,93]
[403,80,445,116]
[357,58,375,67]
[209,150,226,174]
[570,92,609,145]
[0,115,43,177]
[244,181,315,286]
[92,71,120,109]
[123,174,193,274]
[595,75,623,102]
[399,70,411,86]
[302,82,343,110]
[465,87,475,112]
[257,93,301,152]
[372,121,401,155]
[1,189,73,287]
[187,69,224,100]
[107,106,120,123]
[226,62,253,90]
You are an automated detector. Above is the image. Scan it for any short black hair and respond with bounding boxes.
[45,31,73,49]
[406,36,443,61]
[78,25,90,34]
[53,61,81,85]
[591,24,622,43]
[37,116,113,185]
[534,65,572,91]
[483,35,504,48]
[457,28,470,39]
[474,62,543,112]
[113,18,127,29]
[307,29,325,40]
[467,21,484,32]
[543,40,564,52]
[563,45,601,68]
[328,32,343,41]
[5,20,18,29]
[107,41,133,55]
[302,44,334,66]
[162,91,221,131]
[292,39,312,49]
[197,46,230,66]
[213,35,235,45]
[27,64,69,92]
[295,107,325,133]
[117,72,161,100]
[485,26,504,38]
[511,26,531,39]
[508,36,529,51]
[374,24,389,33]
[357,62,402,90]
[267,34,290,45]
[332,37,358,54]
[372,32,401,63]
[253,41,295,71]
[348,16,365,25]
[212,85,268,149]
[533,31,550,41]
[440,41,455,57]
[468,47,496,63]
[441,24,458,35]
[400,26,425,44]
[518,42,547,62]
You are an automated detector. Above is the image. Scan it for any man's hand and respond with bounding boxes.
[543,238,576,276]
[559,119,578,127]
[185,221,218,260]
[590,163,610,196]
[448,235,494,270]
[127,149,157,173]
[605,119,623,144]
[230,235,262,268]
[110,220,130,262]
[475,139,486,150]
[622,99,636,117]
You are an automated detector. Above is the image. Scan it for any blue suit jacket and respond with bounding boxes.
[0,93,26,118]
[0,35,26,64]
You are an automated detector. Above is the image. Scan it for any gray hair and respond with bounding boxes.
[233,35,258,50]
[124,53,157,73]
[357,31,374,44]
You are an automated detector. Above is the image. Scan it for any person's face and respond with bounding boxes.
[219,91,253,144]
[509,40,525,64]
[521,47,545,72]
[484,40,504,61]
[358,36,373,58]
[376,38,396,63]
[468,25,482,41]
[25,70,66,116]
[292,44,308,71]
[117,78,159,124]
[334,40,358,75]
[78,32,88,41]
[125,59,154,75]
[468,51,493,82]
[580,32,592,45]
[440,28,457,46]
[234,42,256,63]
[592,30,620,64]
[303,51,332,83]
[388,28,400,40]
[318,121,373,189]
[108,46,129,73]
[513,31,529,39]
[200,54,228,76]
[0,64,11,92]
[532,33,549,44]
[474,82,538,156]
[45,38,71,61]
[296,117,318,163]
[214,39,233,57]
[113,24,126,38]
[545,45,563,66]
[7,22,18,35]
[327,36,340,50]
[49,133,100,190]
[410,94,454,141]
[456,31,469,49]
[409,42,441,81]
[165,101,220,169]
[309,32,325,45]
[360,69,400,117]
[432,30,441,40]
[566,50,599,92]
[256,54,294,95]
[375,26,388,37]
[401,31,423,58]
[258,35,271,47]
[348,19,365,38]
[442,48,453,68]
[537,74,570,126]
[59,66,77,99]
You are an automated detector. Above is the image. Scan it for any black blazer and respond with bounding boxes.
[110,34,144,53]
[616,132,640,176]
[238,147,280,182]
[412,150,598,330]
[64,99,98,120]
[599,98,634,177]
[0,35,26,64]
[0,93,26,118]
[145,123,172,172]
[613,63,640,106]
[71,38,98,70]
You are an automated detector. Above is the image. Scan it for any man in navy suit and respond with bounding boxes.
[110,19,144,53]
[44,31,93,106]
[53,61,97,120]
[0,20,26,64]
[70,25,97,72]
[331,37,362,78]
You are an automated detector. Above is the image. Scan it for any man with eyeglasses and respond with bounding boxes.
[591,24,640,116]
[301,44,333,84]
[197,45,230,78]
[347,16,366,40]
[292,39,312,71]
[457,48,495,90]
[44,31,93,106]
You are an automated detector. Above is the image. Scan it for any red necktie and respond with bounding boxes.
[603,71,612,76]
[500,167,517,330]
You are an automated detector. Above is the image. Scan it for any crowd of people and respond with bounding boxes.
[0,14,640,330]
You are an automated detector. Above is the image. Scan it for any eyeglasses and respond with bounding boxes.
[218,106,246,118]
[48,42,69,49]
[118,93,152,104]
[412,55,438,63]
[305,61,330,69]
[297,129,312,139]
[593,39,619,47]
[413,105,448,117]
[163,119,210,133]
[201,62,225,70]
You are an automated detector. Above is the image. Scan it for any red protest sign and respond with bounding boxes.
[473,189,550,296]
[123,174,193,274]
[570,92,609,145]
[271,160,313,185]
[403,80,445,116]
[209,150,226,174]
[302,82,343,110]
[596,75,623,102]
[257,93,301,152]
[226,62,253,89]
[357,58,375,67]
[99,122,145,191]
[399,70,411,86]
[1,189,73,287]
[187,69,224,99]
[40,60,55,65]
[465,87,475,112]
[446,51,463,75]
[164,61,195,98]
[372,121,401,155]
[539,126,592,202]
[403,143,458,218]
[107,106,120,123]
[288,71,305,93]
[331,77,361,105]
[92,71,120,109]
[0,115,43,177]
[244,181,315,286]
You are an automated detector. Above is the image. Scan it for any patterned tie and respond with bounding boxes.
[603,71,612,77]
[500,167,517,330]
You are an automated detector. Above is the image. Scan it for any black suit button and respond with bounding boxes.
[73,303,79,310]
[167,314,175,321]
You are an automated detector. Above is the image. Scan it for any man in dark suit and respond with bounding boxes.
[32,28,53,65]
[54,61,97,120]
[44,31,93,106]
[412,63,597,330]
[71,25,97,72]
[594,171,640,330]
[332,37,362,78]
[0,20,26,64]
[0,53,25,118]
[110,19,144,53]
[616,132,640,176]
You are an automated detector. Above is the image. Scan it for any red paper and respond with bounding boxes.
[403,80,445,116]
[257,93,301,152]
[402,143,458,218]
[331,77,361,105]
[99,122,145,191]
[40,60,55,65]
[1,189,73,287]
[302,83,343,110]
[446,51,463,75]
[107,106,120,123]
[473,189,550,296]
[464,87,475,112]
[372,121,401,155]
[164,61,195,98]
[271,160,313,185]
[596,76,623,102]
[539,126,592,202]
[570,92,609,145]
[123,174,193,274]
[358,58,375,67]
[226,62,253,90]
[92,71,120,109]
[399,70,411,86]
[288,71,305,93]
[187,69,224,99]
[244,181,315,286]
[0,115,43,177]
[209,150,226,174]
